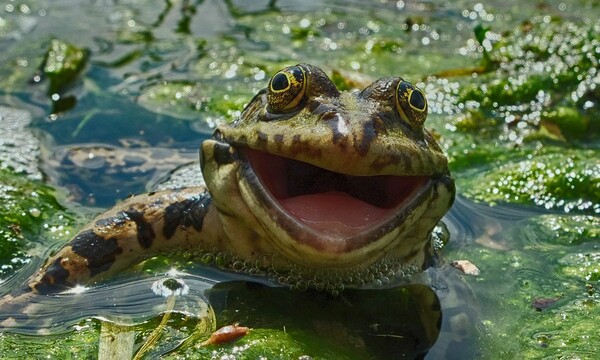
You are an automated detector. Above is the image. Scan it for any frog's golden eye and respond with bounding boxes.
[267,65,307,113]
[395,80,427,127]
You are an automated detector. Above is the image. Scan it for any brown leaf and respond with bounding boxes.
[201,324,250,346]
[451,260,481,276]
[531,296,561,311]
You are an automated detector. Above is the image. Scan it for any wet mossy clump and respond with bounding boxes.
[40,39,89,113]
[0,168,74,279]
[455,18,599,144]
[459,149,599,214]
[445,18,600,214]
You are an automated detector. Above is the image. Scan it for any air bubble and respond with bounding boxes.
[29,208,41,217]
[296,280,308,291]
[182,246,419,294]
[201,253,213,264]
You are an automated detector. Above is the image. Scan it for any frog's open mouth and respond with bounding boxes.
[245,148,429,242]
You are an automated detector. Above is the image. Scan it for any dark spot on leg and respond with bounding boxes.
[96,211,153,247]
[32,257,72,294]
[124,210,155,249]
[163,191,212,239]
[70,230,123,277]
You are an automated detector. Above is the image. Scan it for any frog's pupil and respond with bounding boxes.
[272,73,289,91]
[410,91,425,111]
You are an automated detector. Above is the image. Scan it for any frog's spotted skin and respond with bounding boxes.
[21,187,220,294]
[4,64,454,300]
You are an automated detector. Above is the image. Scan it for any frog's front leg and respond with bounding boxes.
[27,187,226,294]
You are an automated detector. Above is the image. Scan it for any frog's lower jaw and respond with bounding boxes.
[235,147,454,270]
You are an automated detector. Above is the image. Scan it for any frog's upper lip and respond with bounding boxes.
[240,148,433,253]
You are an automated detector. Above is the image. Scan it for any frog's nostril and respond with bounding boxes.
[212,129,224,141]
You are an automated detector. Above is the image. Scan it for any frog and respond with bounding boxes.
[13,63,453,295]
[1,64,468,356]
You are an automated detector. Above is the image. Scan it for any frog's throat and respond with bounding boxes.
[237,147,447,267]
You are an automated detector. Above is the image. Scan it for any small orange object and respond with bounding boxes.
[451,260,481,276]
[202,324,250,346]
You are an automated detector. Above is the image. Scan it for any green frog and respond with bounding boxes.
[19,63,454,295]
[1,64,475,357]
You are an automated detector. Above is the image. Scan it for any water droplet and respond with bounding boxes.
[29,208,41,217]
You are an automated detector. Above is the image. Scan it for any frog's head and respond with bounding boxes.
[201,64,454,272]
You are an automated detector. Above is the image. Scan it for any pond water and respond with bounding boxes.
[0,0,598,359]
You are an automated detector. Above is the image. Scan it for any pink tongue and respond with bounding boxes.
[281,191,389,237]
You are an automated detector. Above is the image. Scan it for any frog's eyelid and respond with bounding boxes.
[395,94,411,123]
[282,69,307,110]
[394,80,411,123]
[245,89,267,108]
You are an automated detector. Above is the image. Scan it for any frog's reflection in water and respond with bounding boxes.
[209,276,476,360]
[0,266,477,359]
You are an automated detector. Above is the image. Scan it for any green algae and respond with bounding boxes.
[0,320,99,359]
[515,294,600,359]
[0,106,75,279]
[440,17,600,214]
[137,81,204,120]
[0,37,89,113]
[458,148,599,214]
[0,168,73,279]
[42,39,89,95]
[560,253,600,282]
[169,328,356,360]
[530,215,600,246]
[454,18,600,144]
[40,39,89,113]
[445,211,600,360]
[137,79,253,122]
